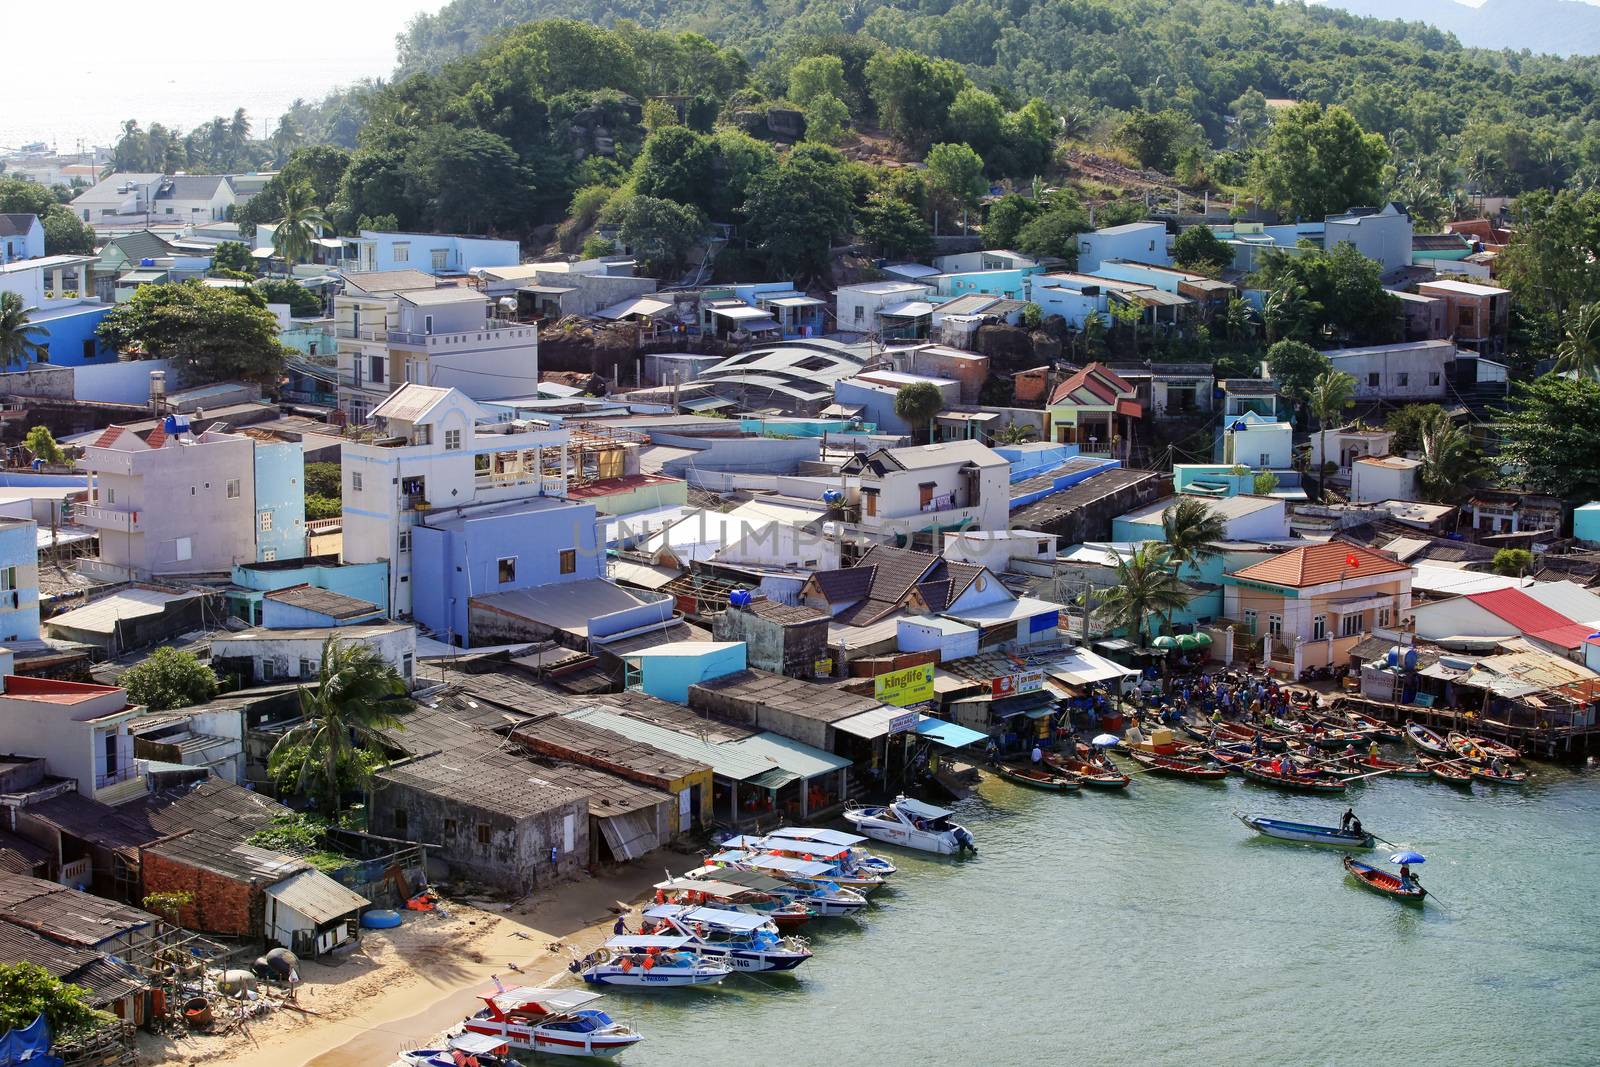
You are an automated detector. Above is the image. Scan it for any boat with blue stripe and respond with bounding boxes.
[1236,812,1374,848]
[641,904,812,972]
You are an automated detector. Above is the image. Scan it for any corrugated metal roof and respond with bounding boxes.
[370,383,454,422]
[266,868,368,923]
[47,588,195,635]
[726,732,850,778]
[561,705,773,781]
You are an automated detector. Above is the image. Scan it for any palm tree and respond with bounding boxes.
[1095,544,1192,647]
[268,636,410,812]
[1554,302,1600,380]
[0,293,47,369]
[993,422,1038,446]
[1308,369,1356,487]
[1161,496,1227,576]
[1417,412,1485,504]
[1220,297,1253,344]
[272,182,332,265]
[270,116,302,167]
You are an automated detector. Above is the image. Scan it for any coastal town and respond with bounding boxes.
[4,2,1600,1063]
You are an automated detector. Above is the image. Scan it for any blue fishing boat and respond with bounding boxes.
[1236,812,1374,848]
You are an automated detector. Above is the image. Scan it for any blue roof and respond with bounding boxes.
[915,718,987,749]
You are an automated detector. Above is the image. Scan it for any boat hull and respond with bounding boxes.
[842,809,973,854]
[463,1020,641,1058]
[992,761,1081,791]
[1127,750,1228,780]
[1238,813,1372,848]
[1343,857,1426,904]
[1405,724,1451,756]
[580,968,730,987]
[1237,762,1347,794]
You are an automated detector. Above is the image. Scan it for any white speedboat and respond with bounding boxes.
[842,796,976,855]
[640,904,812,972]
[462,985,642,1058]
[688,861,869,917]
[573,936,734,988]
[401,1032,515,1067]
[653,876,817,930]
[718,835,887,893]
[762,826,899,877]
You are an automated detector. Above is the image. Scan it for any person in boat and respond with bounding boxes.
[1368,740,1381,765]
[1252,731,1264,755]
[1490,756,1506,776]
[1398,863,1417,892]
[1340,808,1356,832]
[1030,743,1043,765]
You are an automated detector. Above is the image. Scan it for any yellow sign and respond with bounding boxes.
[874,663,935,707]
[813,657,834,677]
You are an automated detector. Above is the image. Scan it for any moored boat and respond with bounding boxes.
[1405,723,1452,757]
[1048,751,1131,789]
[1463,733,1520,762]
[1342,856,1427,904]
[761,827,898,876]
[1342,710,1405,743]
[1468,763,1529,785]
[652,876,815,930]
[991,759,1082,791]
[402,1033,516,1067]
[640,904,812,973]
[842,796,976,854]
[717,836,887,893]
[1236,812,1374,848]
[1418,756,1473,787]
[1127,749,1229,780]
[1237,758,1347,794]
[690,862,868,918]
[1335,754,1431,780]
[573,936,735,988]
[462,986,642,1058]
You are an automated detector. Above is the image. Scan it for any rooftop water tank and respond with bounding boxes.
[728,588,753,609]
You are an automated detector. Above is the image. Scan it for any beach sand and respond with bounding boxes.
[140,859,687,1067]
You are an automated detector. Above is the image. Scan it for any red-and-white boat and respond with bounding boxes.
[463,985,641,1058]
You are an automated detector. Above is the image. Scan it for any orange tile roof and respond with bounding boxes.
[1229,542,1411,588]
[1,676,125,705]
[1048,363,1135,407]
[91,426,128,449]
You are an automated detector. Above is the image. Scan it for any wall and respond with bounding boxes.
[0,520,41,642]
[252,438,307,562]
[424,333,540,400]
[1028,284,1103,330]
[211,627,416,688]
[1575,504,1600,546]
[357,232,520,274]
[1219,421,1292,468]
[933,268,1032,300]
[1324,342,1454,401]
[635,644,747,704]
[1350,461,1418,504]
[653,433,820,479]
[139,848,260,937]
[29,304,115,367]
[896,618,980,660]
[713,610,829,678]
[1077,225,1170,273]
[232,559,390,616]
[1325,211,1413,274]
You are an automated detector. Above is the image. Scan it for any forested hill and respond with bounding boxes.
[1314,0,1600,59]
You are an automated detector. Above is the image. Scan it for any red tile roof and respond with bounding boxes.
[1,676,125,705]
[1229,542,1411,588]
[142,424,167,449]
[1465,588,1592,649]
[90,426,127,449]
[1048,363,1135,407]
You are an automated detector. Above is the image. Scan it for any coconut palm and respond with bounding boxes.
[271,182,332,265]
[1161,496,1227,575]
[1095,543,1192,647]
[0,293,47,369]
[1553,302,1600,380]
[1308,369,1357,486]
[1220,297,1254,344]
[1417,412,1486,504]
[268,636,409,812]
[993,422,1038,446]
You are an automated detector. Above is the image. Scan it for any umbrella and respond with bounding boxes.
[1176,634,1200,651]
[1152,635,1177,649]
[1193,632,1213,648]
[1091,733,1121,747]
[1389,851,1426,865]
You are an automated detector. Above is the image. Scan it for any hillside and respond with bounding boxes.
[1313,0,1600,58]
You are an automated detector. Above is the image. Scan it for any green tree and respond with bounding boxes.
[804,93,851,146]
[306,495,342,521]
[616,195,705,278]
[0,293,46,369]
[1491,548,1535,578]
[0,962,108,1038]
[268,636,410,813]
[994,422,1037,445]
[1019,302,1043,330]
[631,126,717,214]
[305,462,342,499]
[893,381,944,443]
[403,126,523,233]
[1116,108,1199,172]
[864,49,967,150]
[859,192,931,260]
[98,282,288,385]
[121,647,219,712]
[946,87,1005,159]
[984,195,1043,250]
[641,99,681,132]
[1172,226,1232,275]
[1253,470,1281,495]
[253,279,323,318]
[1496,376,1600,501]
[39,208,95,256]
[1250,103,1388,220]
[1254,244,1397,345]
[1264,340,1331,410]
[1308,370,1357,481]
[741,148,854,279]
[924,143,986,229]
[272,182,331,264]
[1013,201,1091,261]
[211,241,256,276]
[1160,496,1227,574]
[23,426,64,466]
[1498,189,1600,350]
[1384,403,1446,454]
[788,55,847,108]
[1554,302,1600,380]
[1417,412,1486,504]
[1095,544,1191,646]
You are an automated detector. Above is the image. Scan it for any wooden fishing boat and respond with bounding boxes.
[1126,749,1229,780]
[1464,733,1520,762]
[1448,731,1523,766]
[1335,754,1431,780]
[1342,857,1426,904]
[1419,756,1473,787]
[1048,752,1131,789]
[992,760,1081,791]
[1468,763,1529,785]
[1237,758,1347,794]
[1405,723,1451,756]
[1342,710,1405,743]
[1237,812,1374,848]
[1204,743,1257,770]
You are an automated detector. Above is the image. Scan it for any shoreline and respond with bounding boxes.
[144,858,690,1067]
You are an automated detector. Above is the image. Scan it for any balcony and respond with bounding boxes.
[336,325,388,342]
[77,502,142,533]
[386,323,536,352]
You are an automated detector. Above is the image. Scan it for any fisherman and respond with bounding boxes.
[1368,739,1381,764]
[1340,808,1357,832]
[1491,755,1506,776]
[1030,743,1043,765]
[613,914,629,937]
[1398,863,1416,892]
[1252,730,1264,755]
[1349,813,1363,837]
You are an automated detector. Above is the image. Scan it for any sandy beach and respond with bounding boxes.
[140,860,688,1067]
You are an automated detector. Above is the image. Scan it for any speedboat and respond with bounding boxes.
[652,875,816,930]
[463,985,641,1058]
[842,795,976,855]
[761,826,899,876]
[691,861,869,917]
[639,904,812,972]
[718,836,887,893]
[573,936,734,988]
[402,1032,516,1066]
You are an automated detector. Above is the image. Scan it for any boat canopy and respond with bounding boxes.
[719,851,835,878]
[450,1033,512,1055]
[606,935,694,950]
[704,868,791,893]
[765,827,868,848]
[487,986,600,1014]
[645,904,769,931]
[654,877,751,897]
[894,798,954,820]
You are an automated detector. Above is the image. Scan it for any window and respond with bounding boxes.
[299,658,315,678]
[1258,452,1271,467]
[1243,609,1257,635]
[853,305,864,323]
[105,488,115,505]
[1313,614,1327,640]
[258,510,273,532]
[864,490,878,517]
[393,242,410,263]
[0,567,16,592]
[393,809,407,831]
[1379,606,1393,628]
[1429,372,1441,387]
[1367,372,1380,388]
[477,824,491,845]
[1459,306,1476,328]
[262,549,276,562]
[261,658,276,680]
[1341,612,1364,637]
[81,339,94,360]
[444,818,457,837]
[226,479,241,499]
[175,536,192,562]
[369,355,385,384]
[412,425,432,446]
[431,249,448,273]
[498,557,517,583]
[398,529,411,553]
[559,549,576,574]
[1267,614,1282,638]
[1395,372,1409,388]
[444,429,461,451]
[352,472,363,492]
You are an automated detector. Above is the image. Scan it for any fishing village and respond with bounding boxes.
[10,0,1600,1062]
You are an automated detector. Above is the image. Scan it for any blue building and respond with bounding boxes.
[261,585,386,628]
[25,303,116,366]
[340,230,520,276]
[0,518,41,643]
[252,437,308,563]
[624,641,747,704]
[230,556,390,626]
[411,498,602,643]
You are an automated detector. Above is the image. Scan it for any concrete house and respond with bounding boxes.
[341,230,520,276]
[1306,427,1395,479]
[340,384,574,625]
[713,599,831,679]
[1076,223,1171,273]
[0,519,40,643]
[1324,204,1413,275]
[1112,494,1290,545]
[0,214,45,264]
[0,677,148,806]
[210,624,418,689]
[1320,340,1455,401]
[475,260,657,321]
[69,173,164,222]
[1350,455,1421,504]
[77,421,306,581]
[1218,412,1293,469]
[1045,363,1142,451]
[1416,279,1511,356]
[832,281,938,339]
[839,440,1011,539]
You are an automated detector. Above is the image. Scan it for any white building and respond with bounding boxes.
[838,439,1011,539]
[1115,494,1291,543]
[341,230,521,276]
[832,280,937,335]
[1076,222,1171,273]
[1219,412,1293,469]
[340,384,570,619]
[1324,204,1413,275]
[1321,340,1455,401]
[210,624,418,690]
[0,677,148,806]
[70,173,235,225]
[1350,455,1421,504]
[942,529,1058,573]
[1307,427,1395,478]
[0,214,45,264]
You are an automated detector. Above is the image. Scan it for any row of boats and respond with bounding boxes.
[413,816,962,1063]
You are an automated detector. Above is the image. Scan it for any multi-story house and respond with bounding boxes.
[341,385,590,633]
[0,676,148,806]
[1045,363,1143,452]
[339,230,520,276]
[334,272,539,423]
[76,421,306,581]
[1416,279,1512,356]
[69,173,235,226]
[1076,222,1171,273]
[838,439,1010,542]
[0,519,41,644]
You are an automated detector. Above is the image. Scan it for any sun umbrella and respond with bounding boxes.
[1389,851,1426,865]
[1091,733,1121,747]
[1152,635,1177,649]
[1193,632,1213,648]
[1176,634,1200,651]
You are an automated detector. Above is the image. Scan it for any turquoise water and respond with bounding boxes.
[599,760,1600,1067]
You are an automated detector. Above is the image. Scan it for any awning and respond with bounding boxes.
[518,285,576,295]
[709,304,772,321]
[249,247,275,259]
[880,301,936,318]
[451,1034,512,1056]
[915,718,987,748]
[728,315,781,332]
[595,296,674,320]
[1328,595,1394,615]
[767,296,825,308]
[749,767,801,790]
[681,395,736,412]
[117,269,168,283]
[596,810,660,861]
[819,403,864,418]
[935,411,999,422]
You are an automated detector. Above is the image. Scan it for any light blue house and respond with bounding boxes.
[411,497,602,643]
[23,303,116,366]
[340,230,520,276]
[932,268,1035,300]
[1576,502,1600,546]
[0,518,40,643]
[260,586,386,628]
[229,557,390,625]
[1217,412,1294,468]
[0,215,45,264]
[624,641,747,704]
[253,438,308,563]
